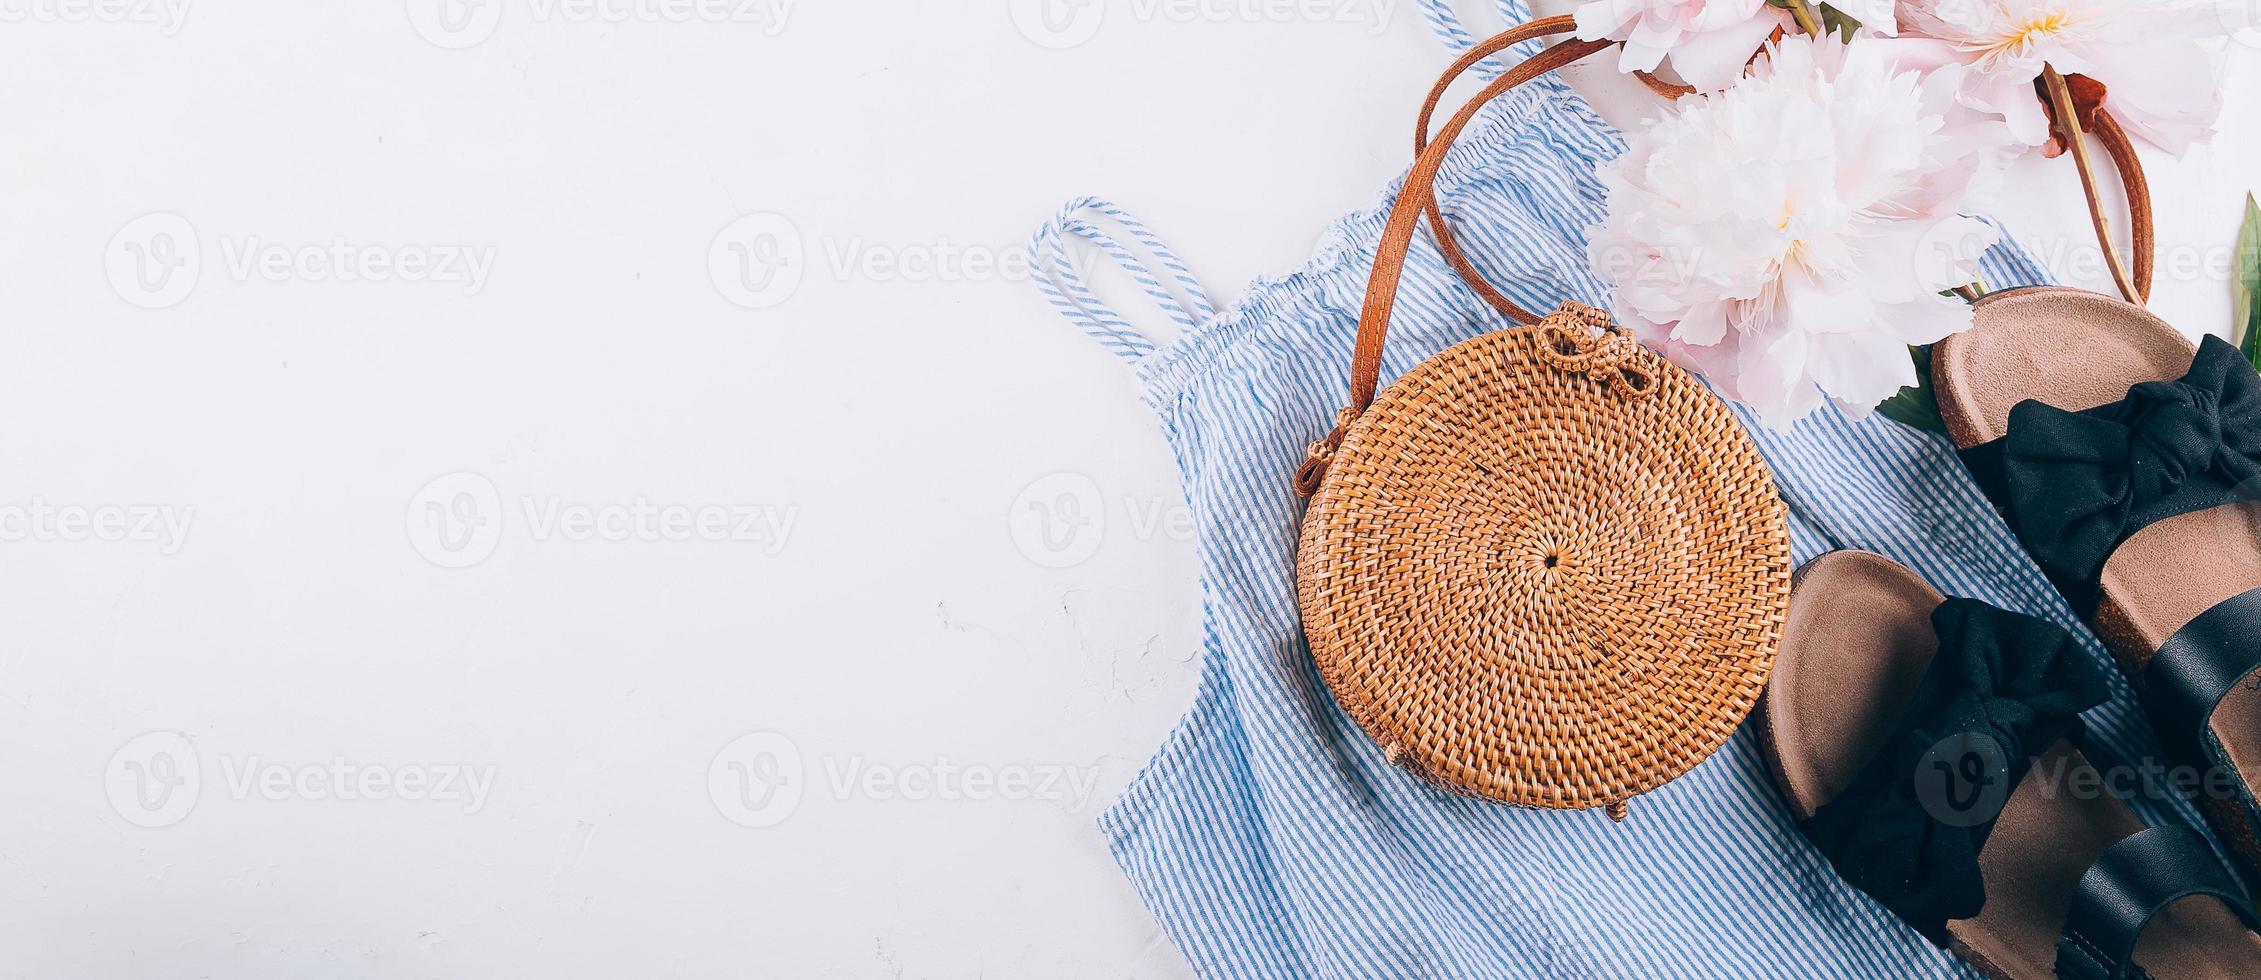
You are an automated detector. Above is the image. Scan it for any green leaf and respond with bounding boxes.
[1816,3,1863,39]
[2235,193,2261,371]
[1874,345,1948,434]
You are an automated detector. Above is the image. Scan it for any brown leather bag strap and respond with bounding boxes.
[1293,20,1610,496]
[1353,25,1609,416]
[1405,17,1785,327]
[1405,14,1585,328]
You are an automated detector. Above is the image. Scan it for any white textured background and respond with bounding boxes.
[0,1,2254,977]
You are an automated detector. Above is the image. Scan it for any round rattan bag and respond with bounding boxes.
[1291,20,1789,821]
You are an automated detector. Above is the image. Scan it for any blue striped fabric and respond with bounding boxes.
[1027,27,2225,980]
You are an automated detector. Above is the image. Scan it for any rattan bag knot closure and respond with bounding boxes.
[1536,303,1657,401]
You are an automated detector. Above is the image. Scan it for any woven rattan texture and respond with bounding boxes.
[1295,309,1790,816]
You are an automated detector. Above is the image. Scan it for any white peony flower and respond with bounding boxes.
[1589,36,2009,428]
[1888,0,2225,153]
[1573,0,1796,92]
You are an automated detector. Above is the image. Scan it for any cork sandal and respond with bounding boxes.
[1760,551,2261,978]
[1933,287,2261,880]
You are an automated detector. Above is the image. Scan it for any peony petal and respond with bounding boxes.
[1573,0,1639,41]
[1656,333,1750,405]
[1667,9,1789,91]
[1904,215,2000,294]
[1624,15,1690,67]
[1669,298,1735,347]
[1963,70,2052,147]
[2076,35,2223,155]
[1866,35,1963,74]
[1833,0,1899,35]
[1736,316,1827,429]
[1686,0,1767,32]
[1888,292,1981,348]
[1806,326,1919,413]
[1616,33,1674,74]
[1776,267,1873,336]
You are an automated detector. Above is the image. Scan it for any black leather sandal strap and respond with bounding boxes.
[2145,586,2261,771]
[2056,826,2261,980]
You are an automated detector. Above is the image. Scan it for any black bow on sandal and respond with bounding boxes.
[1934,287,2261,881]
[1761,551,2261,979]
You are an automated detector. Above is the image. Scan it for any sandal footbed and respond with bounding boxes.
[1762,550,2261,978]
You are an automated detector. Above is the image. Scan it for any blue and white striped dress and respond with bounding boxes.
[1027,5,2221,975]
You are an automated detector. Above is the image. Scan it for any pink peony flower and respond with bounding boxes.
[1589,36,2010,427]
[1573,0,1796,91]
[1888,0,2225,154]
